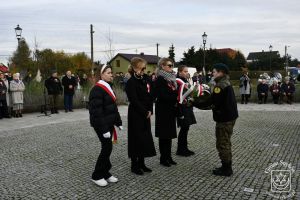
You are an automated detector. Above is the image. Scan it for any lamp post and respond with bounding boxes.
[14,24,22,44]
[269,45,273,71]
[202,32,207,72]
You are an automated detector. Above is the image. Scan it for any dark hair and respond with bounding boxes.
[100,65,112,74]
[178,65,188,72]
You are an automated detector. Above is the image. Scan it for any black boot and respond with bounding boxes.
[168,157,177,165]
[131,158,143,175]
[160,158,171,167]
[51,108,55,114]
[176,149,194,157]
[54,108,59,114]
[138,157,152,173]
[213,161,233,177]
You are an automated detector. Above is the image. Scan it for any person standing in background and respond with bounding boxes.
[281,76,295,104]
[45,70,63,114]
[62,71,77,112]
[269,80,281,104]
[257,79,269,104]
[239,68,251,104]
[10,73,25,118]
[0,72,9,119]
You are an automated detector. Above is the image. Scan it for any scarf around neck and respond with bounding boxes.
[157,69,177,88]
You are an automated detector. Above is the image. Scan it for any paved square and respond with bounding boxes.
[0,104,299,199]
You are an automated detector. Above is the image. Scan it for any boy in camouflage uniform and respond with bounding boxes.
[210,63,238,176]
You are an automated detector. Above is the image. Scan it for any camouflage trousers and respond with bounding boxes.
[215,120,236,162]
[48,94,59,109]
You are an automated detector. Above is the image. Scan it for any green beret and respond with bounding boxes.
[213,63,229,74]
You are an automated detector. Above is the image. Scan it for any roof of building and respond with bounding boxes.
[109,53,160,64]
[247,51,279,60]
[216,48,236,54]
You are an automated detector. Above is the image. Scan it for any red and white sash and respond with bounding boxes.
[176,78,194,104]
[176,78,186,104]
[95,80,116,102]
[95,80,118,143]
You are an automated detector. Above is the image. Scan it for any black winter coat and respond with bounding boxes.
[257,83,269,95]
[89,84,122,134]
[125,75,156,158]
[281,83,295,94]
[211,76,238,123]
[176,76,196,127]
[45,76,63,95]
[62,76,77,95]
[0,80,7,101]
[154,76,178,139]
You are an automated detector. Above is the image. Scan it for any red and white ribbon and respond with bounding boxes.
[95,80,116,101]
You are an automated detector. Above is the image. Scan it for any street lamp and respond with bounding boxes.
[269,45,273,71]
[14,24,22,43]
[202,32,207,73]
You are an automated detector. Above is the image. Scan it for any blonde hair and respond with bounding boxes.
[158,57,173,69]
[128,57,147,75]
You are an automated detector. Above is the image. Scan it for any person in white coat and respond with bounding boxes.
[239,69,251,104]
[10,73,25,117]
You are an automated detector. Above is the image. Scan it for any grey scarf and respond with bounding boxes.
[157,69,177,88]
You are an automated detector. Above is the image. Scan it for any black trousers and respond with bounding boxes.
[258,94,268,103]
[177,125,190,152]
[0,99,9,118]
[272,94,280,104]
[159,138,172,161]
[92,128,113,180]
[131,157,145,168]
[241,94,249,103]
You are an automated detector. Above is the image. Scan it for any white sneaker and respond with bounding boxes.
[107,176,118,183]
[91,178,108,187]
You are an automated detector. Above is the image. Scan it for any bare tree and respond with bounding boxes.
[104,28,115,62]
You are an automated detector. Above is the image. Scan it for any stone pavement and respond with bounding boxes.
[0,104,299,199]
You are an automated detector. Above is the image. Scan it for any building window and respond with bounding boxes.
[116,60,120,67]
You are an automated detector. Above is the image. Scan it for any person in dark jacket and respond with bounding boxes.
[125,57,156,175]
[62,71,77,112]
[269,80,281,104]
[154,58,178,167]
[0,72,9,119]
[196,63,238,176]
[257,79,269,104]
[45,70,63,114]
[89,65,123,187]
[176,65,196,157]
[281,76,295,104]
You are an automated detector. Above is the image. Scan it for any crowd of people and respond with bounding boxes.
[0,70,91,119]
[88,57,238,187]
[239,69,296,104]
[0,72,25,119]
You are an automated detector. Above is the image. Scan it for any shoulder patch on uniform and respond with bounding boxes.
[214,87,221,94]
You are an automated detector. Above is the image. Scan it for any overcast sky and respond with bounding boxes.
[1,0,300,65]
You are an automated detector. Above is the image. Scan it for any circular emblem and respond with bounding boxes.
[214,87,221,94]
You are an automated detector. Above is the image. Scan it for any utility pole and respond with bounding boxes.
[90,24,95,75]
[285,45,288,76]
[156,43,160,65]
